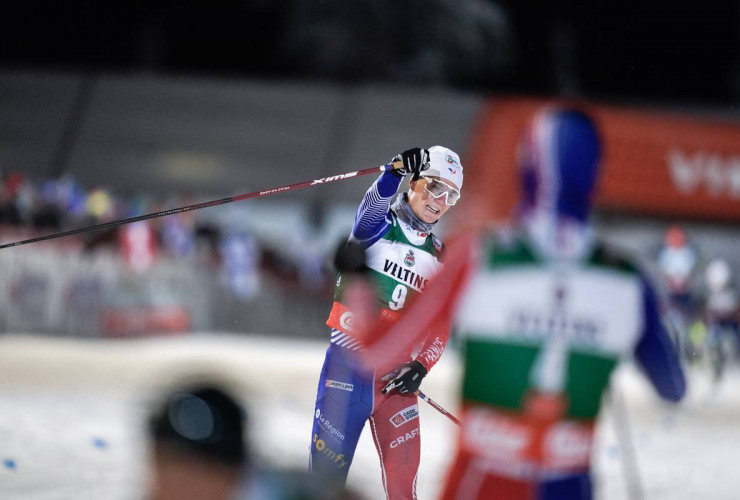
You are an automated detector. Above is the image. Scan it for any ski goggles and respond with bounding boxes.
[421,176,461,206]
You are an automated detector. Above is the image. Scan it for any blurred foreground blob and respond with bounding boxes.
[148,385,247,500]
[148,383,364,500]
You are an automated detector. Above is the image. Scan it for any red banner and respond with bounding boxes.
[464,97,740,222]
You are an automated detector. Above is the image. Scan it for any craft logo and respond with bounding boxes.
[404,249,415,267]
[326,379,354,392]
[389,404,419,428]
[390,427,419,449]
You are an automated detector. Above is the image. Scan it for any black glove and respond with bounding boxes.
[333,240,367,274]
[381,360,428,394]
[391,148,430,178]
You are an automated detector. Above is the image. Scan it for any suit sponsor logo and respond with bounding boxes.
[326,379,354,392]
[464,409,530,457]
[383,259,429,291]
[404,250,415,267]
[506,284,603,344]
[390,427,419,448]
[432,235,442,253]
[389,404,419,428]
[313,434,348,468]
[314,410,345,441]
[339,311,354,332]
[544,422,592,466]
[506,309,602,344]
[391,414,406,427]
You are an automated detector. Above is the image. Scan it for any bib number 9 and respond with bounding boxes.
[389,284,408,311]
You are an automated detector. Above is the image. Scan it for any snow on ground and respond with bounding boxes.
[0,333,737,499]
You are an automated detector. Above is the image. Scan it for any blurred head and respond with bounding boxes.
[705,259,731,292]
[517,108,601,223]
[665,224,686,248]
[408,146,463,224]
[149,384,247,500]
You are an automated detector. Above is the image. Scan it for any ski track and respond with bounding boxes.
[0,333,737,499]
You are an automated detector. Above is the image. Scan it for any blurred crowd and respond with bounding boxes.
[655,225,740,380]
[4,169,739,370]
[0,170,343,338]
[4,168,740,368]
[0,170,333,289]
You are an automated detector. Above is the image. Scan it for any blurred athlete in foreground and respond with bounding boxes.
[309,146,463,498]
[356,108,686,500]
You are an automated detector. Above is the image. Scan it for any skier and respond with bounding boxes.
[309,146,463,498]
[356,107,686,500]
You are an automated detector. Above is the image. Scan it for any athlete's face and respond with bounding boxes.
[407,177,458,224]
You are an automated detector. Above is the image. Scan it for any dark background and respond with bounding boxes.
[1,1,738,106]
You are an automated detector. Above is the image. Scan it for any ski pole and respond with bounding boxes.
[416,390,460,426]
[608,386,645,500]
[0,163,394,250]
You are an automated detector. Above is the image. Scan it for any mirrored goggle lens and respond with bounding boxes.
[424,178,460,205]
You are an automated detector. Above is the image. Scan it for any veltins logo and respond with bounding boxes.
[389,404,419,428]
[404,249,415,267]
[326,380,354,392]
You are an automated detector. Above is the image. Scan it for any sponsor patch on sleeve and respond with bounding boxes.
[325,380,354,392]
[389,404,419,428]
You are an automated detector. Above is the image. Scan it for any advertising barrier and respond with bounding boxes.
[466,98,740,222]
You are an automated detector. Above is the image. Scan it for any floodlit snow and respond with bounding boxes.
[0,333,737,499]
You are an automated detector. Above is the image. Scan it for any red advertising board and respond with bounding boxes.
[464,97,740,223]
